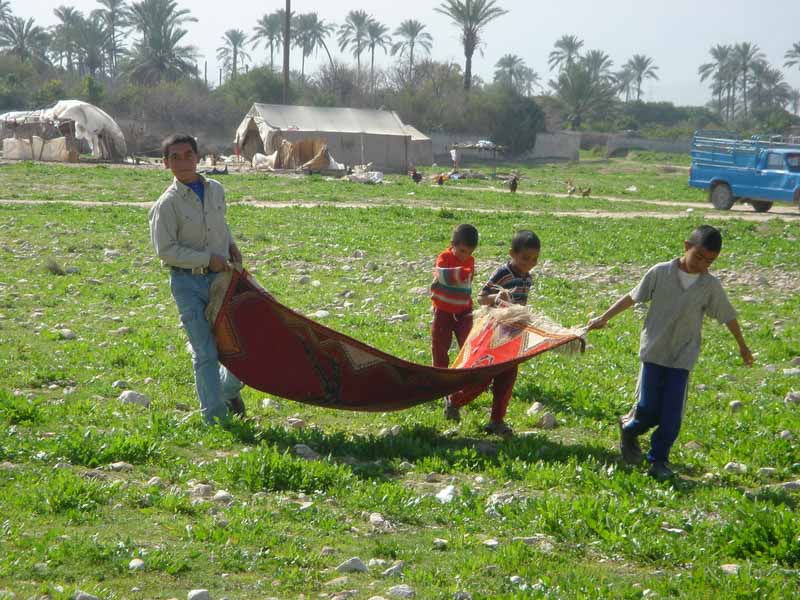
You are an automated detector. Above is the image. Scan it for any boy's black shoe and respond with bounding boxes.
[225,393,246,417]
[648,461,674,481]
[619,421,643,465]
[443,397,461,422]
[483,421,514,437]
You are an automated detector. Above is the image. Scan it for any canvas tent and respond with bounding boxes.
[0,100,126,161]
[234,103,431,172]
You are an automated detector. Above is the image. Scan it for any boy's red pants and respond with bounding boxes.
[431,308,473,368]
[449,365,518,423]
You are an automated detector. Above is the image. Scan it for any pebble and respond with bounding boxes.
[432,538,448,550]
[286,417,306,429]
[311,310,330,319]
[311,280,321,287]
[325,576,349,587]
[110,326,132,336]
[118,390,150,408]
[758,467,778,478]
[368,558,387,567]
[792,357,800,366]
[729,400,743,412]
[387,585,415,598]
[779,480,800,490]
[74,592,100,600]
[482,539,500,549]
[0,462,17,471]
[720,564,740,575]
[112,380,128,389]
[104,249,120,258]
[369,513,387,527]
[785,391,800,404]
[452,593,473,600]
[684,440,704,451]
[57,328,76,340]
[660,526,687,535]
[526,401,544,416]
[298,275,312,285]
[779,430,793,440]
[261,398,281,410]
[293,443,320,460]
[146,476,165,487]
[321,546,336,555]
[537,413,557,429]
[512,534,554,553]
[65,266,80,274]
[724,462,747,473]
[213,490,233,503]
[128,558,145,571]
[109,461,133,472]
[784,368,800,376]
[353,250,365,259]
[398,461,414,471]
[696,384,707,392]
[435,485,456,504]
[189,483,214,498]
[382,561,404,577]
[337,557,368,573]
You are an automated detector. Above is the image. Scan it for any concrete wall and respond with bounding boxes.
[430,131,579,162]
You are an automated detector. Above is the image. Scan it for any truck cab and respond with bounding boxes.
[689,131,800,213]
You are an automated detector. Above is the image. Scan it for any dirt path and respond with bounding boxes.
[453,185,800,216]
[2,198,798,222]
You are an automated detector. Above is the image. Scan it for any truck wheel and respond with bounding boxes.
[751,201,772,213]
[710,183,734,210]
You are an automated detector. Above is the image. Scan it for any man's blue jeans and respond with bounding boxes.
[622,362,690,463]
[170,270,243,423]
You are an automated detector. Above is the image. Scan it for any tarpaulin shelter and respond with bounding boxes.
[0,100,126,161]
[234,103,432,172]
[404,124,434,168]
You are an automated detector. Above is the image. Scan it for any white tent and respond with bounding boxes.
[0,100,126,160]
[234,103,431,172]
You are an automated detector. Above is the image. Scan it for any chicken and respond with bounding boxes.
[565,179,577,195]
[411,169,423,184]
[580,187,591,197]
[437,174,445,186]
[509,175,519,193]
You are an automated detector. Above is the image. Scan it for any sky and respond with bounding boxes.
[9,0,800,107]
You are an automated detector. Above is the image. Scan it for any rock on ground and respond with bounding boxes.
[387,585,415,598]
[382,561,404,577]
[74,592,100,600]
[337,557,368,573]
[720,564,740,575]
[118,390,150,408]
[435,485,456,504]
[128,558,145,571]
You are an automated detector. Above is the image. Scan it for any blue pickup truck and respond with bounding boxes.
[689,131,800,212]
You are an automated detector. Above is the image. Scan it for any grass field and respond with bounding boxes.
[0,160,799,599]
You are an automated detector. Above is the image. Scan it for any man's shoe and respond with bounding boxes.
[483,421,514,437]
[225,393,246,417]
[443,397,461,422]
[648,461,674,481]
[619,421,643,465]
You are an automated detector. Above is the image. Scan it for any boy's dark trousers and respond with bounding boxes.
[621,362,690,463]
[431,308,472,368]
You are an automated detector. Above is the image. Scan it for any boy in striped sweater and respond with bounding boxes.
[430,224,479,368]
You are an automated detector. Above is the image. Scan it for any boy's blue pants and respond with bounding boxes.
[621,362,690,463]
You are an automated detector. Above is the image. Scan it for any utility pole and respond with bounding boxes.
[219,68,222,87]
[204,60,208,87]
[283,0,291,104]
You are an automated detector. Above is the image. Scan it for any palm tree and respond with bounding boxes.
[366,19,390,95]
[293,12,334,79]
[783,42,800,70]
[733,42,764,118]
[789,88,800,115]
[391,19,432,79]
[493,53,525,90]
[435,0,508,91]
[549,60,615,129]
[338,9,371,81]
[0,16,49,65]
[91,0,128,77]
[613,65,635,102]
[124,0,197,84]
[548,34,583,72]
[217,29,250,80]
[0,1,11,23]
[625,54,659,101]
[518,66,541,96]
[76,14,110,76]
[251,12,283,71]
[698,44,732,118]
[53,6,82,71]
[583,49,613,82]
[751,63,790,110]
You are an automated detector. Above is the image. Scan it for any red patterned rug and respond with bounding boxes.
[209,270,585,412]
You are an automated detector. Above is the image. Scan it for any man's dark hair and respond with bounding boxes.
[688,225,722,252]
[162,133,198,159]
[452,224,479,248]
[511,229,540,253]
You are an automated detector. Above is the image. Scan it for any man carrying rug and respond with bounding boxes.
[148,133,246,424]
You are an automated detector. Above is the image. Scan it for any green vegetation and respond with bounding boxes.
[0,162,798,596]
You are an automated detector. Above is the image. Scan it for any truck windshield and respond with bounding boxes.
[787,154,800,172]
